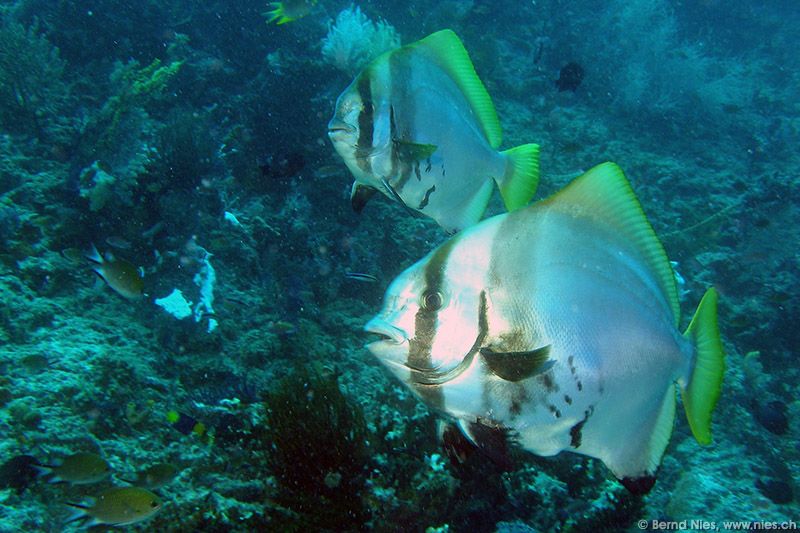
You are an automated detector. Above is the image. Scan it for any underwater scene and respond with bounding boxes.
[0,0,798,531]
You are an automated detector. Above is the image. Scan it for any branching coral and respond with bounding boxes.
[321,5,400,74]
[74,59,183,209]
[0,19,71,140]
[260,366,370,529]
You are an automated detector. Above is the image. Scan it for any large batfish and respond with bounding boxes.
[365,162,725,493]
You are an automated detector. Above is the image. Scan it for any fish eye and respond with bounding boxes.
[421,290,444,311]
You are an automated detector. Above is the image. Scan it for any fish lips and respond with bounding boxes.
[327,119,355,142]
[364,317,408,358]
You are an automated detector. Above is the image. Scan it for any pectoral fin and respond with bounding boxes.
[480,345,552,382]
[350,182,377,213]
[394,140,438,161]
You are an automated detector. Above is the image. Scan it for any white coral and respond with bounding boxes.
[321,5,400,75]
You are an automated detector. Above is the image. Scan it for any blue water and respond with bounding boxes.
[0,0,797,531]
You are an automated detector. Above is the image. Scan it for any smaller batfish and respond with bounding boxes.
[329,29,539,233]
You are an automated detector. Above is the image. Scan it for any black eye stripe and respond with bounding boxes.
[355,74,374,174]
[408,236,460,371]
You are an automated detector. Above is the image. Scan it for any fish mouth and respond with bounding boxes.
[364,317,407,346]
[327,119,355,139]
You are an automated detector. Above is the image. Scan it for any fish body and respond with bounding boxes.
[36,452,111,485]
[329,29,539,233]
[66,486,162,526]
[365,163,725,492]
[345,271,378,283]
[122,463,178,490]
[265,0,317,25]
[86,244,144,299]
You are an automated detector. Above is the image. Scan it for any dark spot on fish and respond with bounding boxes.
[419,185,436,210]
[414,161,422,181]
[564,395,572,405]
[509,400,522,416]
[555,62,584,92]
[576,380,583,391]
[570,420,585,448]
[568,355,576,375]
[540,373,558,392]
[548,405,561,418]
[425,158,432,173]
[570,407,594,448]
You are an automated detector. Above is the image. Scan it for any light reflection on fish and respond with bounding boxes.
[365,162,725,493]
[329,29,540,233]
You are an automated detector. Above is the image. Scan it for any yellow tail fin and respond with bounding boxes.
[498,143,540,211]
[681,287,725,445]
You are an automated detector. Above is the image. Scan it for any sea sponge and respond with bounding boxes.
[321,5,400,74]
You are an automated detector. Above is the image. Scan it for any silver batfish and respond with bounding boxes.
[365,162,725,493]
[328,29,539,233]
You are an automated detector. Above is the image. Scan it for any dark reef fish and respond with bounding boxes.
[365,163,725,494]
[754,399,789,435]
[34,452,111,485]
[86,244,144,300]
[555,62,585,92]
[120,463,179,490]
[66,486,162,527]
[0,455,39,493]
[329,29,540,233]
[258,151,305,181]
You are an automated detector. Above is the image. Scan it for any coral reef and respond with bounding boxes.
[0,0,797,531]
[321,5,401,74]
[0,18,72,142]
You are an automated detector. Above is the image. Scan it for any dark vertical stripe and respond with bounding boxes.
[355,73,373,173]
[407,236,460,371]
[388,50,415,195]
[413,291,489,411]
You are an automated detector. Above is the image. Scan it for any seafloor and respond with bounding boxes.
[0,1,797,531]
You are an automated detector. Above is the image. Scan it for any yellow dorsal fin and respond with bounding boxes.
[407,29,503,149]
[545,162,680,324]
